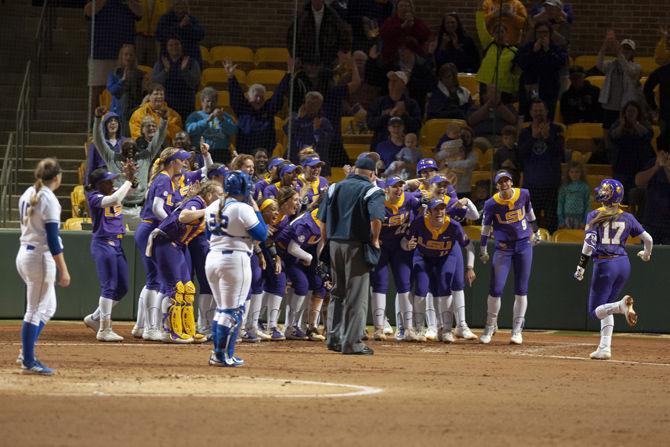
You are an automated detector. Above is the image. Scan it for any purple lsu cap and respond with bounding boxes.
[268,157,285,170]
[427,199,447,209]
[384,176,405,188]
[280,164,302,177]
[302,156,325,168]
[95,171,119,186]
[494,170,513,184]
[417,158,438,173]
[166,149,192,163]
[207,165,228,179]
[429,175,449,185]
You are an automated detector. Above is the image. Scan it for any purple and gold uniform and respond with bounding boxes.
[277,210,324,296]
[407,214,469,297]
[298,174,329,208]
[481,187,535,296]
[585,208,644,317]
[263,180,302,200]
[262,214,290,296]
[87,190,129,301]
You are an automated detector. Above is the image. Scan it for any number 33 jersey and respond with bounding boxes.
[585,209,644,257]
[206,198,260,253]
[481,188,534,243]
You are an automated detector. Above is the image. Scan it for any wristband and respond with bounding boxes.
[577,253,590,269]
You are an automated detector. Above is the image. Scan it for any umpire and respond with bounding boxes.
[318,157,385,355]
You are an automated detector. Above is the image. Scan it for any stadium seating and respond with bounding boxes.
[554,100,563,124]
[70,185,87,218]
[552,229,585,243]
[200,45,210,65]
[344,143,369,161]
[457,73,479,95]
[419,119,467,150]
[471,170,491,187]
[328,167,347,183]
[463,225,482,241]
[565,123,603,154]
[574,55,613,71]
[255,47,290,68]
[586,174,607,191]
[201,68,246,88]
[585,75,605,89]
[636,57,659,76]
[194,89,231,111]
[538,228,551,241]
[99,89,112,110]
[63,217,91,230]
[137,64,152,74]
[209,45,255,69]
[474,147,493,170]
[246,69,286,88]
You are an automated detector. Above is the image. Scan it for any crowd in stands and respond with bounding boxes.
[83,0,670,243]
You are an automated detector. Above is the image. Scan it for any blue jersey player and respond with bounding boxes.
[573,179,653,360]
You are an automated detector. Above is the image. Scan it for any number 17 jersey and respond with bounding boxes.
[585,209,644,257]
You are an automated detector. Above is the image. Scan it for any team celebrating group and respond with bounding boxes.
[15,138,654,373]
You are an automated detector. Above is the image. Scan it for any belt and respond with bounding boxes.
[142,219,155,224]
[222,249,252,257]
[595,254,621,260]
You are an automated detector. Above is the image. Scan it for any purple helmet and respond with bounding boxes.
[595,179,624,206]
[417,158,438,174]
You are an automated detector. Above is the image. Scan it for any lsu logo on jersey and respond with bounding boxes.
[495,208,525,225]
[387,213,407,227]
[104,205,122,218]
[418,237,453,252]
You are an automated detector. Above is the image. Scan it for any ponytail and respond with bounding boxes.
[149,147,180,184]
[26,158,61,224]
[587,206,621,230]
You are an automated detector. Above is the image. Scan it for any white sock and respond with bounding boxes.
[91,307,101,321]
[599,315,614,349]
[98,296,115,322]
[266,293,283,329]
[136,286,147,328]
[197,293,214,331]
[147,290,162,330]
[394,293,402,330]
[371,292,386,328]
[247,293,263,331]
[413,295,426,330]
[595,301,624,319]
[284,290,295,327]
[298,292,310,330]
[436,295,453,331]
[486,295,501,329]
[452,290,467,328]
[512,295,528,334]
[289,293,306,328]
[425,294,437,330]
[397,292,412,329]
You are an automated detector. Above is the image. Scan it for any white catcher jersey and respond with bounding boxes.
[18,186,62,251]
[206,198,260,253]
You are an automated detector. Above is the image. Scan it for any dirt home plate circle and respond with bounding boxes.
[0,370,383,398]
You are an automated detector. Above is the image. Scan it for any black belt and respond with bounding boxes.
[222,250,251,257]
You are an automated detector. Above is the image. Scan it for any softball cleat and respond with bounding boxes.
[373,327,387,341]
[621,295,638,327]
[455,325,478,340]
[307,327,325,341]
[479,326,496,344]
[441,331,455,343]
[131,325,144,339]
[425,327,438,341]
[83,314,100,333]
[22,360,54,376]
[509,332,523,345]
[590,347,612,360]
[383,317,394,336]
[269,327,285,341]
[97,328,124,342]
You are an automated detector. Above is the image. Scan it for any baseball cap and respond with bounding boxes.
[427,199,447,210]
[301,156,325,168]
[387,71,409,85]
[93,171,119,187]
[268,157,285,170]
[388,116,404,126]
[166,149,192,163]
[384,176,405,188]
[543,0,563,7]
[429,175,450,185]
[207,164,228,179]
[354,157,377,171]
[280,164,302,177]
[357,151,381,162]
[494,170,513,183]
[417,158,438,173]
[620,39,636,51]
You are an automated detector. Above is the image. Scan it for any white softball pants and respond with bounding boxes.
[205,250,251,311]
[16,247,57,326]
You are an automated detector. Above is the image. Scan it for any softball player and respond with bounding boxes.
[16,158,70,375]
[206,171,268,367]
[263,164,302,199]
[134,148,191,341]
[299,156,329,207]
[574,179,653,360]
[83,166,136,342]
[253,157,285,201]
[479,170,541,345]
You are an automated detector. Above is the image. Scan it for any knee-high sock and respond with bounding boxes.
[21,322,40,366]
[595,299,627,319]
[98,297,117,322]
[136,287,147,328]
[371,292,386,328]
[397,292,413,329]
[452,290,467,328]
[242,300,251,328]
[412,295,426,330]
[147,290,162,330]
[246,293,263,331]
[160,293,172,331]
[288,292,306,329]
[298,292,310,330]
[599,314,614,349]
[436,295,454,331]
[308,294,323,327]
[512,295,528,334]
[266,293,283,329]
[197,293,214,331]
[215,312,235,357]
[425,294,437,330]
[485,295,501,332]
[395,293,402,330]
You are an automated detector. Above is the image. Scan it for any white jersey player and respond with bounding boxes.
[16,158,70,375]
[205,171,268,367]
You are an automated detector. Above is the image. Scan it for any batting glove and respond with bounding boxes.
[637,250,651,262]
[532,230,542,246]
[574,266,585,281]
[480,250,490,264]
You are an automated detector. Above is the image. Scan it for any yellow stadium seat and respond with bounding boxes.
[98,89,112,110]
[627,235,642,245]
[255,47,290,68]
[473,148,493,170]
[200,45,210,65]
[70,185,87,218]
[328,167,347,183]
[652,125,661,152]
[457,73,479,95]
[209,45,254,68]
[471,170,492,187]
[194,89,231,110]
[77,161,86,185]
[520,121,567,133]
[586,174,607,191]
[565,123,604,153]
[419,119,467,150]
[246,69,286,87]
[63,217,92,231]
[463,225,482,241]
[636,57,659,76]
[585,75,605,90]
[574,55,613,71]
[344,144,369,161]
[200,68,246,88]
[584,164,612,176]
[554,100,564,124]
[271,143,284,159]
[552,229,585,243]
[538,228,551,241]
[137,64,152,74]
[275,116,287,148]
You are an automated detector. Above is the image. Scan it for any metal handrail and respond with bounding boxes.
[0,133,16,226]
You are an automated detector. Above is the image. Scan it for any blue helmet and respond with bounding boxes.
[595,179,624,206]
[224,170,252,198]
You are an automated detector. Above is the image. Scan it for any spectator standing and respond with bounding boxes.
[434,12,481,73]
[481,0,527,46]
[185,87,237,164]
[379,0,431,63]
[375,116,405,170]
[135,115,166,155]
[318,156,385,355]
[644,61,670,151]
[107,44,147,136]
[427,63,473,120]
[155,0,204,69]
[348,0,393,52]
[528,0,572,92]
[608,101,655,204]
[557,161,590,229]
[467,84,518,148]
[655,26,670,66]
[226,59,292,155]
[129,83,182,144]
[151,36,200,122]
[367,71,421,149]
[86,111,124,181]
[85,0,143,115]
[383,132,421,178]
[597,33,643,129]
[437,137,478,198]
[493,125,521,185]
[518,99,565,232]
[560,66,602,124]
[286,92,334,165]
[635,149,670,244]
[288,0,351,68]
[135,0,169,66]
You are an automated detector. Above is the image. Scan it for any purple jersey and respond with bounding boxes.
[263,181,301,199]
[289,210,322,249]
[140,172,182,222]
[482,188,533,242]
[253,178,270,201]
[157,196,206,247]
[381,192,421,245]
[270,214,292,251]
[585,209,644,257]
[299,175,329,206]
[87,190,125,239]
[407,215,469,258]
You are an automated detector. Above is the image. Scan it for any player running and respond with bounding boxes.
[573,179,653,360]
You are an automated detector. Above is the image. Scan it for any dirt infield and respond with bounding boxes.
[1,322,669,446]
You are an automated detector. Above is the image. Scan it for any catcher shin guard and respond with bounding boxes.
[181,281,207,343]
[226,306,245,364]
[165,282,191,342]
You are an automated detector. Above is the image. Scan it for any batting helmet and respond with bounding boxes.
[594,178,624,206]
[224,170,252,198]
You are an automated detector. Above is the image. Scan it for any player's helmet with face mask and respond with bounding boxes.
[224,170,252,199]
[594,179,624,206]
